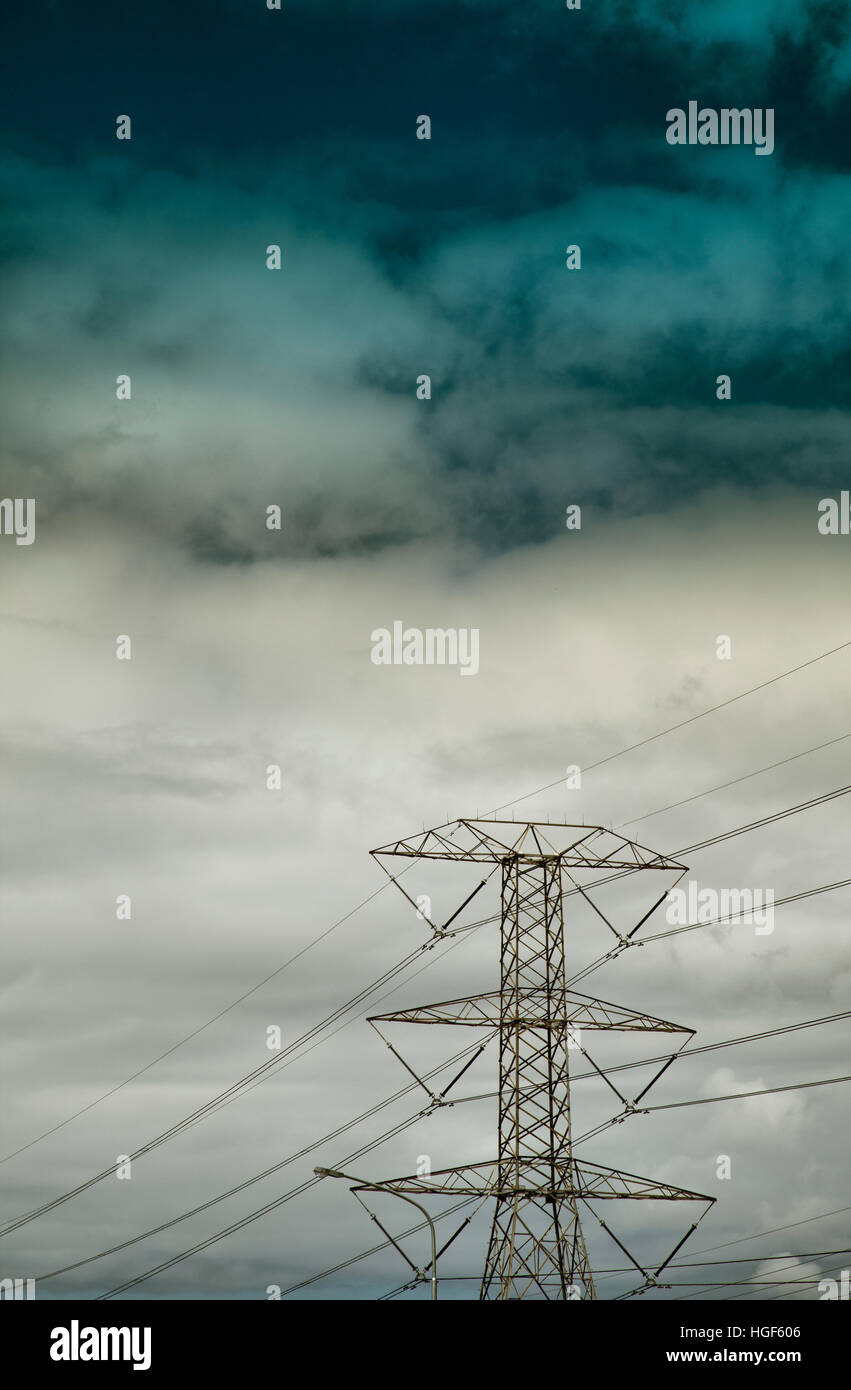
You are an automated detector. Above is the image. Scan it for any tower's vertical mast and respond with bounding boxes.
[481,851,594,1300]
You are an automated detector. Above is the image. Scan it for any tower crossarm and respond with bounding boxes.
[363,1158,714,1207]
[369,988,693,1034]
[371,819,687,872]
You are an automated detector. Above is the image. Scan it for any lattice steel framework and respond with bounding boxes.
[356,820,714,1300]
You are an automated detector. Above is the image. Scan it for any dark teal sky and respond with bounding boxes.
[2,0,851,561]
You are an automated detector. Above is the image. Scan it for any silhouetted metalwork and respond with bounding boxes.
[349,820,715,1299]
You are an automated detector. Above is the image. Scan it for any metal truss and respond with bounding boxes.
[354,819,713,1300]
[351,1157,712,1203]
[372,819,687,872]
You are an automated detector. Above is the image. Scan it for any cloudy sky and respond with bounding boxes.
[1,0,850,1300]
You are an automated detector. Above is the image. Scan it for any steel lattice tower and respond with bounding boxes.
[356,820,715,1300]
[482,852,593,1299]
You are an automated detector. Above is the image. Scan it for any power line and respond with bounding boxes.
[616,731,851,830]
[451,790,851,951]
[95,1110,436,1300]
[381,1246,851,1301]
[277,1198,480,1299]
[682,1204,851,1260]
[0,932,449,1238]
[79,1011,851,1289]
[591,1202,851,1292]
[99,1189,482,1301]
[761,1260,850,1303]
[669,1249,851,1270]
[314,1215,851,1302]
[562,792,851,989]
[174,811,845,1301]
[48,1004,849,1289]
[409,1249,851,1274]
[642,877,851,944]
[484,638,851,817]
[657,1279,828,1288]
[642,1073,851,1112]
[8,637,847,1169]
[678,783,851,855]
[0,880,392,1168]
[154,1017,846,1303]
[11,658,851,1294]
[35,1040,483,1283]
[2,905,487,1244]
[453,1005,851,1105]
[7,787,845,1246]
[670,1257,851,1303]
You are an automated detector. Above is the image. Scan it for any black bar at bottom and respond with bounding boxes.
[0,1295,843,1378]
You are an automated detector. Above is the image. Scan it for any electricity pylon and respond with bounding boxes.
[358,820,714,1300]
